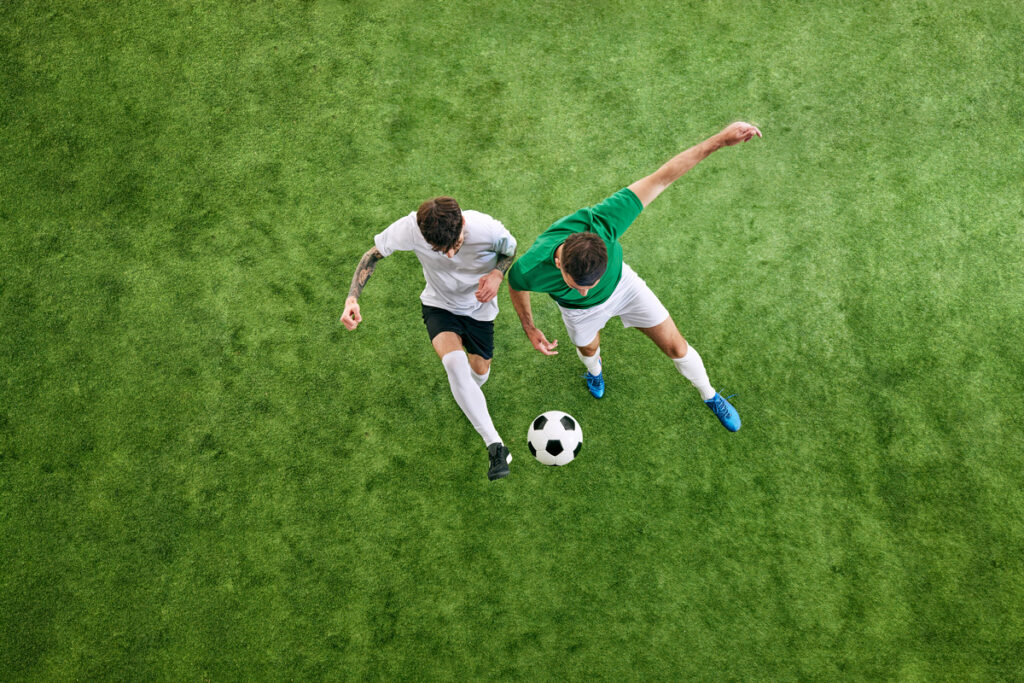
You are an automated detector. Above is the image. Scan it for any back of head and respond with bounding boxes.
[561,233,608,287]
[417,197,463,252]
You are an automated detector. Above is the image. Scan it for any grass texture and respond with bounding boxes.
[2,0,1023,679]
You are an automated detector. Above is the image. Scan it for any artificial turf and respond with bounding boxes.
[2,0,1023,679]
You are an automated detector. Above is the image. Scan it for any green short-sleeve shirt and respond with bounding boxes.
[508,188,643,308]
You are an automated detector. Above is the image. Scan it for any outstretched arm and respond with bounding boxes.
[340,246,385,330]
[628,121,762,208]
[508,285,558,355]
[475,248,517,303]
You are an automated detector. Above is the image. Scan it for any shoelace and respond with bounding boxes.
[708,393,737,418]
[581,372,604,387]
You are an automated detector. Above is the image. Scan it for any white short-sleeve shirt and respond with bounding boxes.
[374,210,516,322]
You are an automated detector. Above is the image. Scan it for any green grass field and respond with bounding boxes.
[3,0,1023,679]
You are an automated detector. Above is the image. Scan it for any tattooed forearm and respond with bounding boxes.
[347,247,384,300]
[494,248,516,276]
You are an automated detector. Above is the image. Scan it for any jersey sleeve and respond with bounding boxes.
[373,213,418,257]
[507,259,530,292]
[589,188,643,241]
[490,218,517,257]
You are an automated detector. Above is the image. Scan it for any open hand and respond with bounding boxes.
[525,326,558,355]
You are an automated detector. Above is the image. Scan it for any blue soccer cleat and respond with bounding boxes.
[704,392,741,431]
[583,371,605,399]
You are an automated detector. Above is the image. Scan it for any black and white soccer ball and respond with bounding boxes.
[527,411,582,466]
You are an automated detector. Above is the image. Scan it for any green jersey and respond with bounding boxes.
[508,188,643,308]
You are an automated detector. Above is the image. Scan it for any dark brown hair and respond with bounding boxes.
[417,197,463,252]
[561,233,607,287]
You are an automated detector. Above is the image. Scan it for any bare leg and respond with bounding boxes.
[430,331,465,359]
[637,316,715,400]
[575,331,601,358]
[466,353,492,377]
[636,316,688,358]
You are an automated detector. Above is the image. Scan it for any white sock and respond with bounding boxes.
[442,351,501,446]
[672,345,716,401]
[576,347,602,376]
[471,368,490,387]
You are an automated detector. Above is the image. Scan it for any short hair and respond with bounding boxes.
[561,233,607,287]
[417,197,463,252]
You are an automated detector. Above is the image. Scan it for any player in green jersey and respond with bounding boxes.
[507,121,762,431]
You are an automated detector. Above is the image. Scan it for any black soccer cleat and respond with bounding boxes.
[486,442,511,481]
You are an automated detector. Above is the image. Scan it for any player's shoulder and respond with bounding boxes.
[379,211,419,234]
[463,210,512,243]
[514,236,557,272]
[547,203,595,233]
[374,211,423,254]
[462,209,489,220]
[463,209,503,229]
[508,244,557,291]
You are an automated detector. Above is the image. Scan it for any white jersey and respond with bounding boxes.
[374,210,516,321]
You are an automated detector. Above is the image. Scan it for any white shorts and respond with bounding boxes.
[557,263,670,347]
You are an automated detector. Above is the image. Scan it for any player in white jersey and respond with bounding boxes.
[340,197,517,481]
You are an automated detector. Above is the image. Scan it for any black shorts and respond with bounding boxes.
[421,304,495,359]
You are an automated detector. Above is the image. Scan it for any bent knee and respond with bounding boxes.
[468,355,491,375]
[667,338,689,359]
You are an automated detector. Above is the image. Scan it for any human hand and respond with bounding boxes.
[717,121,762,147]
[476,270,503,302]
[340,298,362,330]
[525,326,558,355]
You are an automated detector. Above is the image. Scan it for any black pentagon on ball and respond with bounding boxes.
[560,415,576,431]
[528,441,537,456]
[546,439,564,456]
[533,415,548,431]
[573,440,582,455]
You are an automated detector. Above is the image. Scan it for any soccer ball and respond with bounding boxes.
[527,411,582,466]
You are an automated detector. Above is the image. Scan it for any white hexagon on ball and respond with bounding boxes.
[527,411,582,466]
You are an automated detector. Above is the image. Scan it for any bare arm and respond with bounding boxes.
[508,285,558,355]
[628,121,762,208]
[340,246,385,330]
[475,248,517,303]
[494,250,515,277]
[347,246,384,300]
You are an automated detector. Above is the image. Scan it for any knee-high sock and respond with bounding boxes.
[576,347,602,376]
[442,351,501,446]
[471,368,490,387]
[672,345,716,401]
